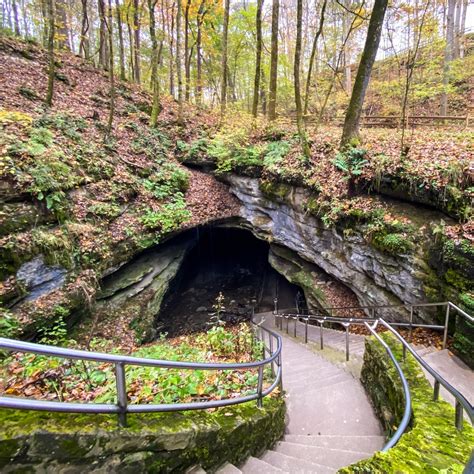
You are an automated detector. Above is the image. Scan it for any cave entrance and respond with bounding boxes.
[157,226,303,337]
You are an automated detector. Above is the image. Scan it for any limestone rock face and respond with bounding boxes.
[225,175,432,322]
[16,255,67,303]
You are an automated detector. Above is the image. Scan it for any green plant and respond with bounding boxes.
[38,311,69,346]
[140,195,191,233]
[333,147,368,179]
[209,292,226,326]
[263,140,291,167]
[0,309,20,338]
[143,162,189,199]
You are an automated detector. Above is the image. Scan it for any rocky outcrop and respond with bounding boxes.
[94,237,196,342]
[225,175,437,323]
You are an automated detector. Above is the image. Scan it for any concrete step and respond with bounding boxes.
[186,466,206,474]
[261,450,334,474]
[283,366,347,384]
[240,456,288,473]
[274,441,372,469]
[283,434,385,452]
[216,462,242,474]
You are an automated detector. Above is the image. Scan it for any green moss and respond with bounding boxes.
[259,181,292,200]
[0,397,285,472]
[372,232,414,255]
[340,334,474,473]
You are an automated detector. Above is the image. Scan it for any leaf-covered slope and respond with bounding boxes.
[0,35,240,338]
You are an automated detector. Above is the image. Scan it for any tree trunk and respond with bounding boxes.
[340,0,388,148]
[252,0,263,117]
[168,1,175,96]
[440,0,455,115]
[98,0,109,69]
[115,0,126,80]
[176,0,183,120]
[126,5,135,79]
[184,0,191,101]
[196,0,205,105]
[45,0,55,107]
[294,0,310,158]
[268,0,279,120]
[12,0,20,35]
[459,0,467,58]
[55,0,70,50]
[105,0,115,138]
[454,0,461,59]
[132,0,141,83]
[303,0,326,115]
[79,0,90,59]
[149,0,161,126]
[220,0,230,116]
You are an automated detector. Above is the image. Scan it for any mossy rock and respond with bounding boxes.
[0,396,285,473]
[340,334,474,473]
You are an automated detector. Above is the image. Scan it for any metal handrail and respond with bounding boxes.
[275,309,473,433]
[363,321,412,451]
[0,321,282,426]
[276,300,474,350]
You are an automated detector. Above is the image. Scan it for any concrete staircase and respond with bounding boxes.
[208,314,473,473]
[215,314,385,473]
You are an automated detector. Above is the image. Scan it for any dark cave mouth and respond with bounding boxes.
[156,226,304,337]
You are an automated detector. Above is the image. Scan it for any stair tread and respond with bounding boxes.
[216,462,242,474]
[274,441,374,468]
[240,456,288,473]
[284,434,385,451]
[261,450,335,473]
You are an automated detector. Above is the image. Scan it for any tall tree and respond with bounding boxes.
[303,0,326,115]
[340,0,388,148]
[115,0,126,80]
[184,0,192,101]
[45,0,55,107]
[98,0,110,69]
[55,0,70,50]
[440,0,455,115]
[220,0,230,115]
[79,0,90,59]
[176,0,183,120]
[294,0,310,158]
[268,0,279,120]
[11,0,20,35]
[195,0,205,105]
[149,0,161,126]
[133,0,141,83]
[252,0,263,117]
[105,0,115,137]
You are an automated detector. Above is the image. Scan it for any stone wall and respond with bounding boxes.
[0,397,285,473]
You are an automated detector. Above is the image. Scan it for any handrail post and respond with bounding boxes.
[293,317,297,337]
[286,316,289,334]
[273,297,278,315]
[455,400,463,430]
[305,318,308,343]
[269,337,275,377]
[442,304,450,349]
[409,305,414,343]
[433,380,440,401]
[115,362,127,427]
[343,323,350,361]
[257,365,264,408]
[319,320,324,350]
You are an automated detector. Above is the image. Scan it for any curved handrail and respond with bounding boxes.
[0,322,283,425]
[379,319,474,426]
[363,321,412,451]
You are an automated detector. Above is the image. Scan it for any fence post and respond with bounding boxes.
[115,362,127,427]
[409,306,414,343]
[293,317,297,337]
[257,365,264,408]
[305,318,308,343]
[269,337,275,377]
[442,304,450,349]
